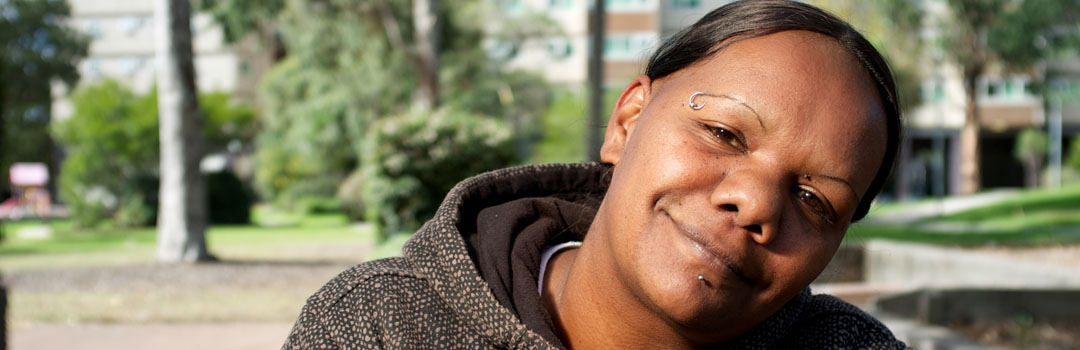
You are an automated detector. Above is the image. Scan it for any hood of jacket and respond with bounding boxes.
[400,162,812,349]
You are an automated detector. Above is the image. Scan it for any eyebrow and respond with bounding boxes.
[815,173,860,203]
[708,93,766,132]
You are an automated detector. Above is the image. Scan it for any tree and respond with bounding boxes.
[251,0,553,205]
[412,0,439,110]
[193,0,284,43]
[53,80,254,229]
[1013,128,1047,188]
[939,0,1080,194]
[0,0,87,197]
[155,0,212,262]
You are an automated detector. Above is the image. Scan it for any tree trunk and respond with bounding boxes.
[586,0,605,161]
[1024,156,1042,188]
[958,71,981,195]
[155,0,212,263]
[412,0,439,110]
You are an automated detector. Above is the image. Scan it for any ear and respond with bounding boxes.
[600,75,652,166]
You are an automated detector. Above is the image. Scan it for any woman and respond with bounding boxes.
[284,1,905,349]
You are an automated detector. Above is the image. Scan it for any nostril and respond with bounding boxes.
[745,224,762,234]
[721,204,738,212]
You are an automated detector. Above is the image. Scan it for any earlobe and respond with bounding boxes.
[600,75,652,166]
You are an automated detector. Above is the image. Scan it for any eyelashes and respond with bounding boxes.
[701,123,747,153]
[794,187,836,225]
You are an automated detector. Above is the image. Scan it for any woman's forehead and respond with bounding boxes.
[647,31,887,195]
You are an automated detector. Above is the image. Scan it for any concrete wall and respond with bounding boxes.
[876,288,1080,326]
[814,243,865,284]
[865,240,1080,288]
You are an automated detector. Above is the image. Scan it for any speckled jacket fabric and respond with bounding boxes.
[282,163,908,349]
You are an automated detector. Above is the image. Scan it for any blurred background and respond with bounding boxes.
[1,0,1079,349]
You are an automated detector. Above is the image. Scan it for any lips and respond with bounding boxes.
[665,210,759,286]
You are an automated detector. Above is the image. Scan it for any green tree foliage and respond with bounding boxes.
[192,0,283,43]
[1014,128,1049,163]
[530,90,587,164]
[53,81,255,228]
[938,0,1080,194]
[0,0,87,195]
[1068,137,1080,174]
[359,108,517,237]
[1014,128,1048,188]
[252,0,551,206]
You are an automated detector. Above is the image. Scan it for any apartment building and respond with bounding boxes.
[51,0,259,122]
[898,0,1080,197]
[495,0,735,87]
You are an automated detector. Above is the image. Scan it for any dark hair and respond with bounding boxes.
[645,0,901,222]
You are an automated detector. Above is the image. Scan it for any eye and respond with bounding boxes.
[702,124,747,152]
[794,187,836,225]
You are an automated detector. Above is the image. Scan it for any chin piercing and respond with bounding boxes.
[689,91,706,110]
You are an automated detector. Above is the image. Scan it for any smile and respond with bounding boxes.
[665,211,757,286]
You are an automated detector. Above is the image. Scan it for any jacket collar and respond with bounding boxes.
[403,163,610,348]
[401,162,809,349]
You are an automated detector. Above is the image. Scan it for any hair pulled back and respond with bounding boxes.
[645,0,901,222]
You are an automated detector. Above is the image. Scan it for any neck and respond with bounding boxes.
[543,233,700,350]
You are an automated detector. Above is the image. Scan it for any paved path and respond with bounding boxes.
[10,323,294,350]
[863,189,1019,225]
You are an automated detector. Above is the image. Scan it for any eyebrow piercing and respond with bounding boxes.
[689,91,707,110]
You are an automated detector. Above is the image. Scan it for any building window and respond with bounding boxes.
[547,39,573,59]
[603,33,655,59]
[87,59,102,80]
[672,0,700,8]
[549,0,573,9]
[486,40,519,60]
[499,0,525,14]
[119,57,142,77]
[84,18,102,38]
[117,16,147,35]
[606,0,651,12]
[922,80,944,103]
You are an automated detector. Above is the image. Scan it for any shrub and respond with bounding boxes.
[53,80,256,228]
[295,196,341,215]
[336,169,366,221]
[53,81,158,229]
[362,108,518,237]
[530,90,586,164]
[1068,137,1080,173]
[273,176,340,213]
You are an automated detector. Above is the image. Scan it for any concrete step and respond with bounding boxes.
[873,312,1007,350]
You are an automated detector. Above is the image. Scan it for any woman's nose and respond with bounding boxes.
[709,168,785,245]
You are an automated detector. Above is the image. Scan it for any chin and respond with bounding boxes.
[639,263,759,341]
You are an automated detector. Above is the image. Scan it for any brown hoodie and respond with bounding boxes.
[282,163,906,349]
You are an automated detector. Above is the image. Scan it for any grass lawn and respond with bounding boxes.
[0,207,413,325]
[934,184,1080,229]
[0,207,373,272]
[848,184,1080,246]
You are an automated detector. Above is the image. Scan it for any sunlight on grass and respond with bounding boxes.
[847,184,1080,246]
[845,223,1080,246]
[937,184,1080,228]
[0,211,372,271]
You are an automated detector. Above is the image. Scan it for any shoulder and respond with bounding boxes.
[786,294,909,350]
[303,257,424,311]
[284,258,436,349]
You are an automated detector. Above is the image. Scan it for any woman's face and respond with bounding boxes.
[594,31,887,341]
